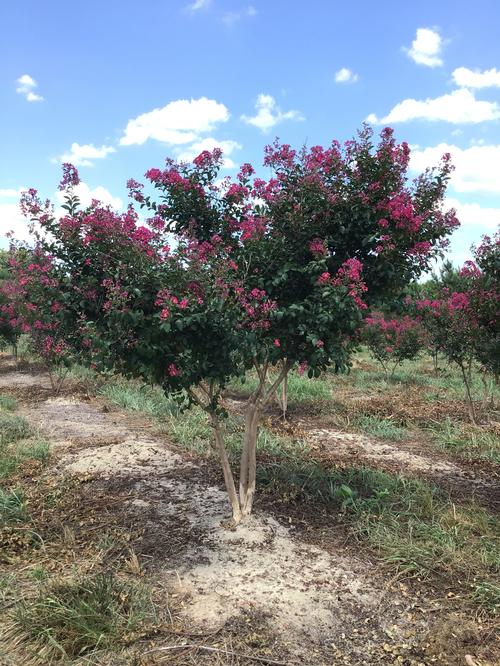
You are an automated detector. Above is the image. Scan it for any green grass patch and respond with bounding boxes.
[355,415,408,441]
[0,488,27,525]
[429,419,500,464]
[257,461,499,611]
[8,572,155,662]
[0,394,18,412]
[99,379,180,420]
[0,438,50,479]
[0,413,31,445]
[228,371,332,406]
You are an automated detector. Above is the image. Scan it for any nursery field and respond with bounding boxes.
[0,349,498,666]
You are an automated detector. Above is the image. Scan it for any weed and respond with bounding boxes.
[0,488,27,525]
[0,394,18,412]
[257,460,499,605]
[8,572,155,661]
[0,438,50,479]
[473,582,500,614]
[0,413,30,445]
[228,371,332,406]
[355,415,408,441]
[99,379,180,420]
[429,418,500,463]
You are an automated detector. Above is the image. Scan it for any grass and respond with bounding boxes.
[0,488,27,525]
[354,414,408,441]
[99,378,180,420]
[228,370,332,406]
[429,418,500,463]
[0,394,18,412]
[0,413,31,445]
[257,460,500,612]
[101,377,307,459]
[98,368,500,614]
[7,572,155,662]
[0,437,50,479]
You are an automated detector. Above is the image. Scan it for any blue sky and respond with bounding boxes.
[1,0,499,266]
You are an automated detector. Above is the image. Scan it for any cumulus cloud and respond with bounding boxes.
[222,5,257,26]
[16,74,44,102]
[120,97,230,146]
[187,0,211,11]
[405,27,443,67]
[452,66,500,89]
[241,94,303,132]
[446,197,500,230]
[0,188,24,198]
[0,182,123,247]
[410,142,500,194]
[334,68,358,84]
[54,142,116,167]
[176,137,242,168]
[54,182,123,210]
[366,88,500,125]
[0,203,30,244]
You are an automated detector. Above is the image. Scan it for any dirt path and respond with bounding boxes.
[0,362,496,665]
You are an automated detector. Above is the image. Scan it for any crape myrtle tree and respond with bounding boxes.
[0,250,23,355]
[361,313,426,377]
[471,232,500,381]
[413,232,499,422]
[15,126,458,525]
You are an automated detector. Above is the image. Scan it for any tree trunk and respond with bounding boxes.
[275,362,289,420]
[239,400,260,516]
[460,363,477,424]
[432,350,439,376]
[209,412,242,524]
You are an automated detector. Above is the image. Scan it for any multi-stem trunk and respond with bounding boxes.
[202,360,290,526]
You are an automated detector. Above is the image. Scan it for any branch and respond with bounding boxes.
[263,359,292,404]
[142,644,288,665]
[186,386,207,410]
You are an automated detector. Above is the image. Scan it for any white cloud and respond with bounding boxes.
[335,68,358,84]
[54,142,116,167]
[410,142,500,194]
[241,94,303,132]
[446,197,500,230]
[120,97,230,146]
[452,66,500,89]
[55,183,123,210]
[0,188,24,198]
[0,183,123,247]
[0,203,31,243]
[405,27,443,67]
[367,88,500,125]
[16,74,44,102]
[176,137,242,168]
[222,5,257,26]
[187,0,211,11]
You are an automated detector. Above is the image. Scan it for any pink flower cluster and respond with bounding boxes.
[155,288,192,320]
[59,163,80,191]
[332,258,368,309]
[233,285,277,330]
[309,238,328,258]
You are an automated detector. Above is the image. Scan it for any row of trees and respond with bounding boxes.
[0,126,467,523]
[360,237,499,422]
